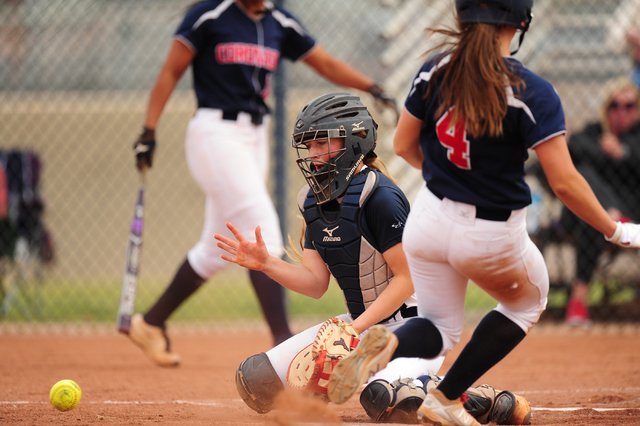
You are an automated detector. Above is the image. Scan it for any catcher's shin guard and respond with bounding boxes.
[360,377,427,423]
[464,384,531,425]
[235,353,284,414]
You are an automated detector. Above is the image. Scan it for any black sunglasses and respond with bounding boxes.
[608,100,638,111]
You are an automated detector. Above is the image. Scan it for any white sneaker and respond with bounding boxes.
[417,389,481,426]
[128,313,181,367]
[327,325,398,404]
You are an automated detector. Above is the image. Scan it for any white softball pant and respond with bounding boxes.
[403,186,549,357]
[267,313,445,388]
[185,109,284,279]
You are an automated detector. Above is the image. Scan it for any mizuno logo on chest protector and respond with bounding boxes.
[323,226,341,241]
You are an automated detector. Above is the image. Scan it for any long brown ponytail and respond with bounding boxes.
[427,23,525,138]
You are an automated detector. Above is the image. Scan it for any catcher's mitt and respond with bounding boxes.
[287,318,360,400]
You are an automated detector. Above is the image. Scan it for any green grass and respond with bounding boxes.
[545,279,637,308]
[3,272,633,325]
[0,270,499,325]
[0,269,348,324]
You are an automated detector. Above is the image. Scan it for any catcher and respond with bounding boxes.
[214,93,530,424]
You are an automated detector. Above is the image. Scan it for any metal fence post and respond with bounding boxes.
[273,0,288,245]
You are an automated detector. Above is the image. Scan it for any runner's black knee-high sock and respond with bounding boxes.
[249,269,293,346]
[437,311,526,400]
[392,317,443,360]
[144,258,205,327]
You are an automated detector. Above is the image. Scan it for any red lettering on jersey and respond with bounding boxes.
[237,45,246,64]
[217,45,231,62]
[245,46,255,64]
[436,108,471,169]
[216,43,280,71]
[264,51,278,70]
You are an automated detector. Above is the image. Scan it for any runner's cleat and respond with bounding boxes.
[417,388,481,426]
[128,313,181,367]
[327,325,398,404]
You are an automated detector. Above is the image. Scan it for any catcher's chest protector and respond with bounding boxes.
[298,169,394,319]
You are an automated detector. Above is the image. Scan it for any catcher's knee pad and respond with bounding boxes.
[235,353,284,414]
[360,377,426,423]
[464,384,531,425]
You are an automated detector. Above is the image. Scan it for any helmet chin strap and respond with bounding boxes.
[510,31,526,55]
[511,11,533,56]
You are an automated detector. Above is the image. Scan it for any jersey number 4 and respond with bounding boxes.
[436,109,471,169]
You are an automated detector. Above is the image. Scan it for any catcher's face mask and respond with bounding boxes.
[291,93,377,204]
[292,129,346,204]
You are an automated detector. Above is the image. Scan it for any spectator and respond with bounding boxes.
[561,76,640,326]
[606,0,640,88]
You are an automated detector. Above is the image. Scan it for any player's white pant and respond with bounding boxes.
[403,186,549,357]
[267,313,445,388]
[184,108,284,279]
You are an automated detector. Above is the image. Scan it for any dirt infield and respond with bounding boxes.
[2,323,640,425]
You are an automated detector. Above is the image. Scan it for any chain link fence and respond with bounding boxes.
[1,0,639,332]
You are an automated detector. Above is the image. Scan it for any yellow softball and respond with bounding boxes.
[49,379,82,412]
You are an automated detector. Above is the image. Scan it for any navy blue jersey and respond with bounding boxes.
[176,0,316,115]
[405,54,567,210]
[303,171,409,253]
[299,169,411,320]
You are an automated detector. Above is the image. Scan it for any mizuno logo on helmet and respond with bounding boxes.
[296,119,305,129]
[322,226,341,242]
[351,121,365,131]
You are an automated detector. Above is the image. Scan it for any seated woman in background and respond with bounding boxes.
[561,77,640,326]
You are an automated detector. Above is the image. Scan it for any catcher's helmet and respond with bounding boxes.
[292,93,377,204]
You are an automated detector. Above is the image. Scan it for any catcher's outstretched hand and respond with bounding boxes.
[605,221,640,248]
[214,222,270,271]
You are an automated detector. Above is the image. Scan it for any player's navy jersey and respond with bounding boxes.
[405,54,567,210]
[176,0,315,115]
[300,168,414,321]
[302,170,408,254]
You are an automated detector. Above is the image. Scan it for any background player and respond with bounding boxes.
[327,1,640,425]
[215,93,528,424]
[127,0,397,367]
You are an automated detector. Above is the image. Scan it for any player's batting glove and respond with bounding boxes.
[368,83,399,122]
[605,221,640,248]
[133,127,156,171]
